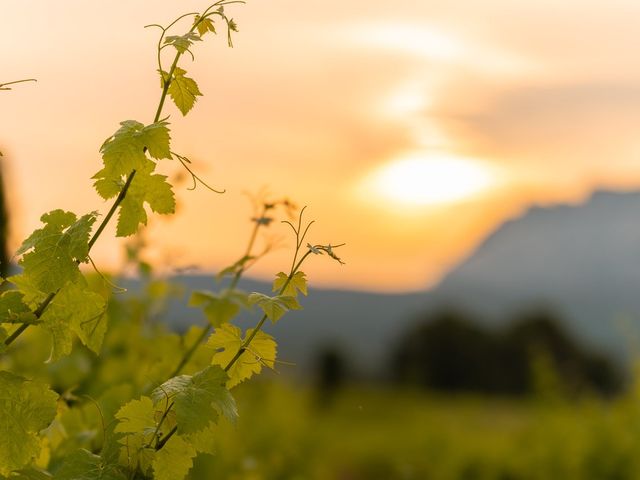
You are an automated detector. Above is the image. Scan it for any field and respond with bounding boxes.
[186,378,640,479]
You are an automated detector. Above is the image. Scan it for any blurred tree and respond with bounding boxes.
[505,310,623,396]
[391,309,502,393]
[313,345,347,407]
[391,308,623,396]
[0,155,10,277]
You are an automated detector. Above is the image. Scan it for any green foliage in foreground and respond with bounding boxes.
[0,2,344,479]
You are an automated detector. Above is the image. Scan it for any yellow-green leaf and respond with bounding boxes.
[272,271,308,297]
[115,396,156,435]
[116,167,175,237]
[194,15,216,36]
[188,289,248,327]
[17,210,97,294]
[152,435,196,480]
[0,372,57,476]
[39,278,107,360]
[151,366,236,434]
[168,67,202,116]
[207,324,277,388]
[248,292,301,323]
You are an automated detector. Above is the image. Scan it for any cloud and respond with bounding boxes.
[435,82,640,171]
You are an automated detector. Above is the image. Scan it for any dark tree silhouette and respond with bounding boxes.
[391,308,623,396]
[0,156,10,278]
[313,345,347,408]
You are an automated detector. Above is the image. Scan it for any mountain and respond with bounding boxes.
[153,189,640,377]
[430,190,640,359]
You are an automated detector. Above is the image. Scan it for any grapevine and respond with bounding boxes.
[0,3,343,479]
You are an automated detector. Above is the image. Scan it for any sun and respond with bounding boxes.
[363,155,497,207]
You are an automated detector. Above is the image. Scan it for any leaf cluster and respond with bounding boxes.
[0,2,344,480]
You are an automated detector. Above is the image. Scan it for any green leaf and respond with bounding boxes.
[248,292,301,323]
[152,435,196,480]
[207,324,277,388]
[93,177,123,201]
[164,32,201,54]
[0,371,57,476]
[16,210,75,255]
[167,67,202,116]
[8,273,46,307]
[141,122,172,160]
[113,397,159,475]
[98,120,171,176]
[4,469,52,480]
[194,15,216,36]
[116,167,175,237]
[188,289,248,327]
[116,434,154,478]
[272,271,308,297]
[186,422,217,455]
[17,210,97,294]
[114,396,156,435]
[93,120,171,205]
[0,290,37,324]
[116,195,146,238]
[39,279,106,360]
[151,366,237,434]
[55,449,126,480]
[98,121,147,178]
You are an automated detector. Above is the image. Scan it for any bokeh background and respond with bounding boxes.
[5,1,640,478]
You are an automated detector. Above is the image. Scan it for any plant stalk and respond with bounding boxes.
[224,250,312,372]
[147,401,175,449]
[4,38,186,348]
[169,205,267,377]
[156,426,178,450]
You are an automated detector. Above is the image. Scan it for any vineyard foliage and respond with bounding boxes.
[0,3,342,479]
[189,381,640,480]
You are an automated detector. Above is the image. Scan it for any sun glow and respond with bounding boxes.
[363,155,497,207]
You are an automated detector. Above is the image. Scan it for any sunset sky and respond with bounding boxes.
[2,0,640,292]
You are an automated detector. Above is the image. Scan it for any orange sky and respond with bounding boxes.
[2,1,640,292]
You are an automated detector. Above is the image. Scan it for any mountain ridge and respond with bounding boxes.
[147,189,640,375]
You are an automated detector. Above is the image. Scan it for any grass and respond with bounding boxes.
[189,379,640,479]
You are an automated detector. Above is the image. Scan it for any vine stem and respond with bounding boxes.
[156,426,178,450]
[144,2,249,451]
[3,172,137,347]
[0,78,37,90]
[228,204,267,290]
[168,205,267,377]
[153,0,218,123]
[224,250,313,372]
[3,29,188,348]
[149,249,312,452]
[147,401,174,449]
[87,171,137,251]
[3,292,55,345]
[169,324,211,378]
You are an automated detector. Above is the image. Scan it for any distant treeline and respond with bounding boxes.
[389,309,623,396]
